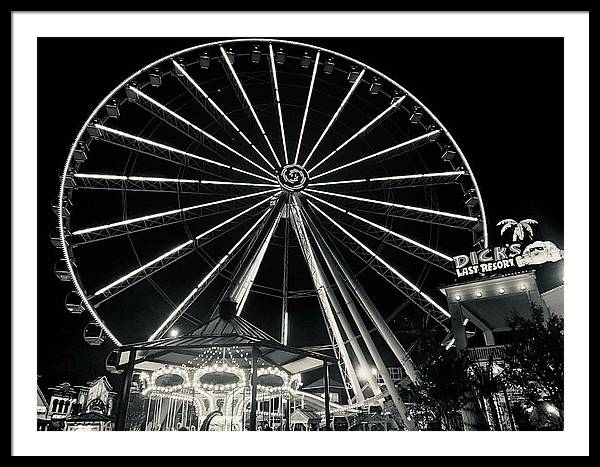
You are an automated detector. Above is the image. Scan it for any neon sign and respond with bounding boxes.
[453,219,564,278]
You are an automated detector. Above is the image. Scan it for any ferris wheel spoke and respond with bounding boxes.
[148,201,280,341]
[306,188,478,230]
[70,189,278,244]
[89,198,274,305]
[304,192,454,273]
[307,96,404,174]
[310,129,441,181]
[72,173,279,194]
[70,204,250,247]
[73,173,203,194]
[128,86,276,179]
[309,170,466,191]
[230,207,283,317]
[219,46,281,168]
[301,68,365,168]
[293,51,320,165]
[339,218,453,273]
[92,124,226,178]
[267,44,290,165]
[200,180,279,188]
[305,200,451,327]
[91,124,275,183]
[172,60,277,173]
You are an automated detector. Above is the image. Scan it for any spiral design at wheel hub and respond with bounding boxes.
[278,164,309,192]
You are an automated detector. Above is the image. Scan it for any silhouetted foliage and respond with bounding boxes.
[409,337,474,430]
[124,392,147,431]
[502,306,564,429]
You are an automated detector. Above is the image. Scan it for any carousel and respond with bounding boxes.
[111,300,338,431]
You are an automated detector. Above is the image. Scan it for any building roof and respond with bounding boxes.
[542,284,564,316]
[290,408,321,423]
[87,375,113,392]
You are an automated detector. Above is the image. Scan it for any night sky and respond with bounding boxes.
[37,37,564,394]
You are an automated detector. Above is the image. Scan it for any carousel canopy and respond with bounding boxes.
[118,312,335,373]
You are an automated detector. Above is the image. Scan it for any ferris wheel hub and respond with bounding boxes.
[277,164,309,192]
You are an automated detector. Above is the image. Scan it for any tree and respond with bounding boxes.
[124,392,147,431]
[408,337,474,430]
[502,306,564,429]
[467,356,509,431]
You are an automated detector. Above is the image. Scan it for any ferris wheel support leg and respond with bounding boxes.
[305,215,382,399]
[306,222,416,430]
[312,258,367,403]
[289,198,363,403]
[319,268,371,403]
[307,211,421,387]
[294,200,369,402]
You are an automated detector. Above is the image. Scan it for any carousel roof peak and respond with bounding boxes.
[119,303,336,368]
[186,309,278,344]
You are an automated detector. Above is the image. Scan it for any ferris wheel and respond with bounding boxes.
[53,39,488,412]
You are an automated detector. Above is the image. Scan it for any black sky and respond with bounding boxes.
[37,37,564,393]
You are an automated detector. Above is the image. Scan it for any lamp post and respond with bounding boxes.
[249,347,258,431]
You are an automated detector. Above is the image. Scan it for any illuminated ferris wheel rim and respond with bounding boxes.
[58,38,489,351]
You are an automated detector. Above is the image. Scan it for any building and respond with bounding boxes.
[376,367,405,385]
[43,376,118,431]
[440,268,563,431]
[36,384,50,430]
[542,284,564,317]
[442,271,550,350]
[46,382,77,430]
[442,270,562,350]
[302,377,347,404]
